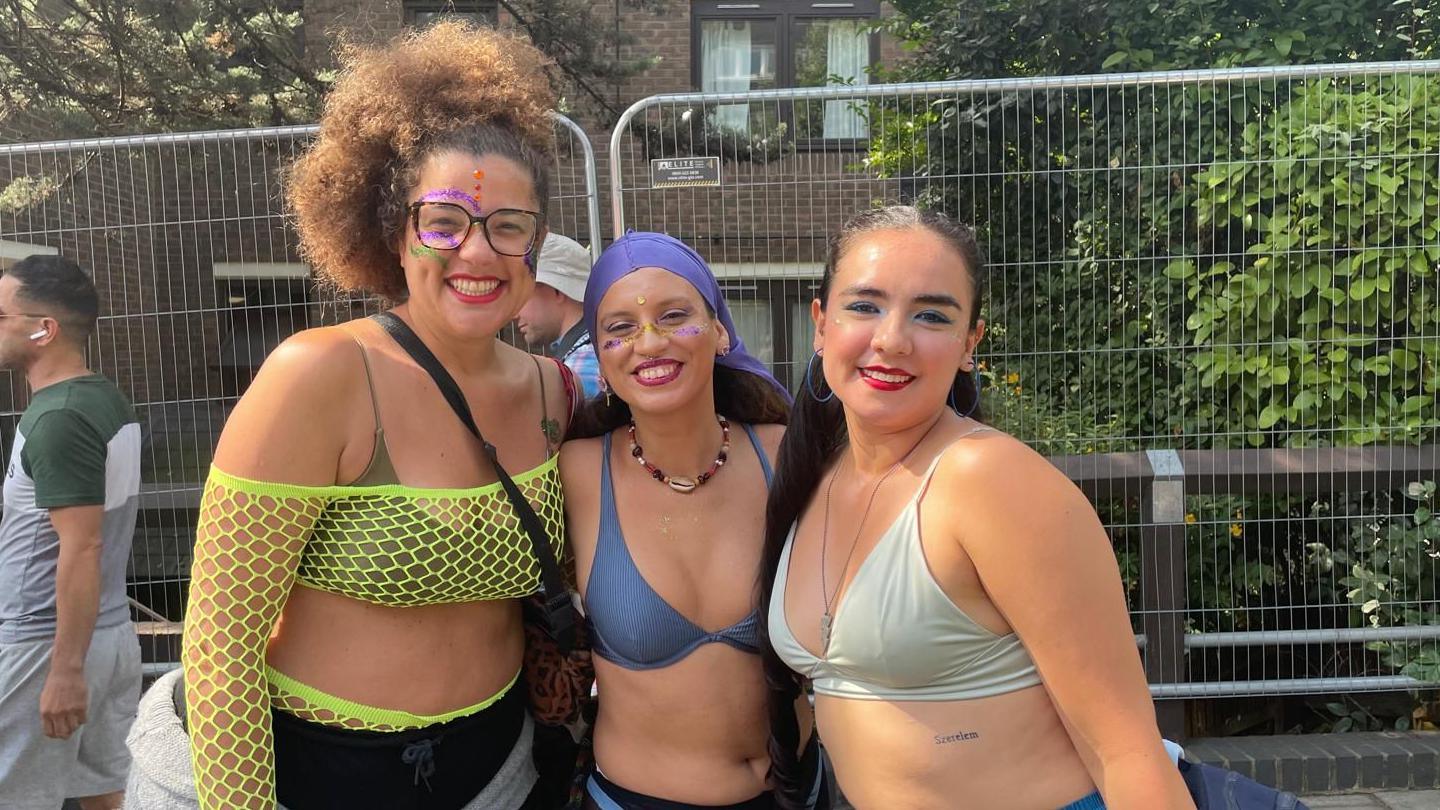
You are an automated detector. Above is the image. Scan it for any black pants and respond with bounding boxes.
[272,683,525,810]
[582,738,829,810]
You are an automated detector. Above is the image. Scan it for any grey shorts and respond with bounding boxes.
[0,622,143,809]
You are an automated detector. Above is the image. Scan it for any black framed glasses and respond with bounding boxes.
[407,202,541,256]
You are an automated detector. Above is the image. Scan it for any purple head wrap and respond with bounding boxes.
[583,231,792,403]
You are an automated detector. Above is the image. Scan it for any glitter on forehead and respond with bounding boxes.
[419,188,481,212]
[472,169,485,209]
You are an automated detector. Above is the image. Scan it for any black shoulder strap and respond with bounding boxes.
[372,312,577,651]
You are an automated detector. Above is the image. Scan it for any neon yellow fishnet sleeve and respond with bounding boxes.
[182,468,326,810]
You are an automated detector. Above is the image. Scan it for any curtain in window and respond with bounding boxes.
[822,20,868,139]
[726,298,775,366]
[702,21,752,132]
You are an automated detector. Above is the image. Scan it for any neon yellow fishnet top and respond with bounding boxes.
[181,459,565,810]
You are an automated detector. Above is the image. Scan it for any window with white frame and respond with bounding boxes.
[692,0,878,141]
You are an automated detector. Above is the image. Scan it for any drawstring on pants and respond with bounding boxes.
[401,737,441,791]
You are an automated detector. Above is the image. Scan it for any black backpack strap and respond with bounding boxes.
[372,311,578,652]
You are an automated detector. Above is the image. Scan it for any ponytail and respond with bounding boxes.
[755,366,848,808]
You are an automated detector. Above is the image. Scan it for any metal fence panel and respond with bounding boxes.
[0,114,601,626]
[609,62,1440,712]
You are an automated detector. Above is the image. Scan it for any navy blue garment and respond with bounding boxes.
[1179,759,1310,810]
[585,423,771,669]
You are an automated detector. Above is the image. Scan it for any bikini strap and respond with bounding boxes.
[552,357,581,422]
[740,423,774,485]
[917,422,996,500]
[597,431,621,548]
[532,354,560,454]
[348,333,384,434]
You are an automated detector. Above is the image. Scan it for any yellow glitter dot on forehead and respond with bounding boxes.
[636,296,646,305]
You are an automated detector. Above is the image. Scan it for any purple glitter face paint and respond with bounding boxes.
[419,231,463,249]
[600,322,707,351]
[419,188,482,213]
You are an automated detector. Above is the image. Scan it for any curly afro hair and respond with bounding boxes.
[289,21,557,300]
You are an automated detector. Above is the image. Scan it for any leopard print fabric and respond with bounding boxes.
[522,593,593,727]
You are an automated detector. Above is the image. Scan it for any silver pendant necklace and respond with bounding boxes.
[818,419,940,654]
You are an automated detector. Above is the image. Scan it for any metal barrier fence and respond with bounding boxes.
[609,62,1440,729]
[0,113,601,626]
[3,60,1439,731]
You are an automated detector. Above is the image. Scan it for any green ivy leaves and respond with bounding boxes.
[1181,76,1440,447]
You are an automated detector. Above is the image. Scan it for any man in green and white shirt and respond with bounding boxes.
[0,255,141,810]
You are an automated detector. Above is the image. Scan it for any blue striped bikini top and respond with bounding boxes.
[584,424,771,670]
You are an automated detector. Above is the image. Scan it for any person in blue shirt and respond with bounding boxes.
[516,233,601,398]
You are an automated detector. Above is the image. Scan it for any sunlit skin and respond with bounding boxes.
[780,228,1192,809]
[594,268,729,418]
[513,284,572,346]
[392,152,544,352]
[559,268,812,804]
[205,148,570,723]
[813,230,983,433]
[0,275,47,371]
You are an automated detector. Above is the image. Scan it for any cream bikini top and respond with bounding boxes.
[768,427,1043,701]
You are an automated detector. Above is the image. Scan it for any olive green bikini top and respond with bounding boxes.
[204,339,572,608]
[298,338,570,605]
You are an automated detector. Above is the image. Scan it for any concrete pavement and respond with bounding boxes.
[1303,790,1440,809]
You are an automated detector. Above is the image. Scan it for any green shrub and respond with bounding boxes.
[1170,77,1440,447]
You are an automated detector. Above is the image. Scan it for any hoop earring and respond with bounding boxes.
[803,350,835,403]
[949,368,979,418]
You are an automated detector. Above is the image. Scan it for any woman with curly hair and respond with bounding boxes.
[759,206,1192,810]
[559,232,827,810]
[126,22,580,810]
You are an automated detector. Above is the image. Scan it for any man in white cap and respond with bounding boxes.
[516,233,600,398]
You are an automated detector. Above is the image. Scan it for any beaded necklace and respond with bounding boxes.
[627,414,731,494]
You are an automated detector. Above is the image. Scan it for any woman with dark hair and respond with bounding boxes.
[759,206,1194,810]
[560,232,828,810]
[126,22,581,810]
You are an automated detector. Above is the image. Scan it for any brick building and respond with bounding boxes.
[302,0,905,386]
[0,1,906,600]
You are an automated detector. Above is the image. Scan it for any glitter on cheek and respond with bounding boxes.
[599,322,705,351]
[408,244,449,268]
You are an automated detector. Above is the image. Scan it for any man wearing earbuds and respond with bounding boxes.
[0,255,141,810]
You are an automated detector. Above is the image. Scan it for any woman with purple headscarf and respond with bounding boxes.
[559,232,830,810]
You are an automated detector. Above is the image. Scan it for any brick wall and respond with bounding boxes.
[0,0,912,476]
